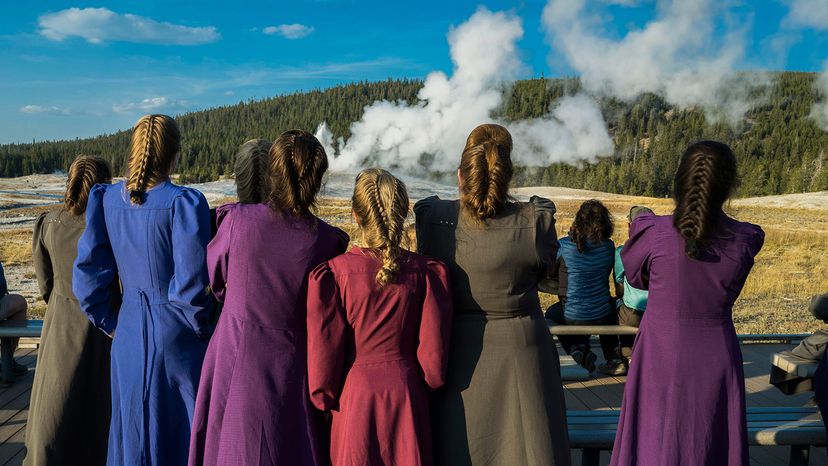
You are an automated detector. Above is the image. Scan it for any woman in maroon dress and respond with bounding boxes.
[307,168,453,466]
[189,130,348,466]
[610,141,764,466]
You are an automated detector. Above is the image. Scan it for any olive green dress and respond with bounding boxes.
[25,210,117,466]
[415,196,571,466]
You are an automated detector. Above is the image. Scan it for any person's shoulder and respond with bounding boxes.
[413,195,456,216]
[527,195,556,213]
[317,217,350,244]
[170,184,209,209]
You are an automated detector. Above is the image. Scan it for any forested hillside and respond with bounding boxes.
[2,72,827,197]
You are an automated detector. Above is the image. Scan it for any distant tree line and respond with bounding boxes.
[2,72,827,197]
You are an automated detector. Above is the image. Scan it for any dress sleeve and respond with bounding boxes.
[169,188,213,338]
[413,196,439,254]
[73,185,119,334]
[532,196,560,292]
[747,223,765,258]
[620,214,657,290]
[418,259,453,390]
[306,262,348,411]
[207,204,234,303]
[32,212,54,303]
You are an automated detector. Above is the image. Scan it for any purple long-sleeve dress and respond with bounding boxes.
[610,213,764,466]
[188,203,349,466]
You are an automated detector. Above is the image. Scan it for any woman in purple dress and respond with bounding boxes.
[188,130,349,466]
[610,141,765,466]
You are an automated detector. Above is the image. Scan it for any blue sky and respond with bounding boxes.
[1,0,827,144]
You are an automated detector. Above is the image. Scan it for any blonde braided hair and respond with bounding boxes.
[126,114,180,205]
[352,168,409,286]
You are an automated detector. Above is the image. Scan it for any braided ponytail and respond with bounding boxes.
[126,114,180,205]
[352,168,409,286]
[268,130,328,215]
[459,124,513,221]
[672,141,737,259]
[65,155,112,216]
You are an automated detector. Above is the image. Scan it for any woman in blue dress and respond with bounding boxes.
[73,114,213,466]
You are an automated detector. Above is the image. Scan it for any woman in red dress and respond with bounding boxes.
[307,168,453,466]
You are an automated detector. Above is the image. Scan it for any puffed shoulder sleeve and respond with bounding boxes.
[206,203,235,302]
[418,258,453,390]
[746,223,765,258]
[532,196,560,291]
[414,195,440,255]
[169,188,213,338]
[306,262,348,411]
[32,212,54,303]
[73,185,118,334]
[620,213,657,290]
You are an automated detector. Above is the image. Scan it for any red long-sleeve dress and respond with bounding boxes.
[307,247,452,466]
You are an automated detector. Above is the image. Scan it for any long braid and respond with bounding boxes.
[672,141,737,259]
[130,116,155,204]
[353,169,409,286]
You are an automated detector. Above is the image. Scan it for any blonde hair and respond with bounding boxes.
[126,114,180,204]
[458,123,513,221]
[268,130,328,215]
[234,138,272,204]
[65,155,112,216]
[352,168,409,286]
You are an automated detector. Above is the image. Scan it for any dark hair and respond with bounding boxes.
[65,155,112,216]
[672,140,737,259]
[234,138,272,204]
[267,130,328,215]
[571,199,613,253]
[458,123,513,221]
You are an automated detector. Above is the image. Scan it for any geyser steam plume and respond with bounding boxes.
[542,0,764,123]
[315,8,614,174]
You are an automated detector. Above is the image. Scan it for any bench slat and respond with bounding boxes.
[0,321,43,338]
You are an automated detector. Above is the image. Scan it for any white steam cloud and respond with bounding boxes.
[812,62,828,131]
[542,0,764,122]
[316,8,613,173]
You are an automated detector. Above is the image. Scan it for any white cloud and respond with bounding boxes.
[783,0,828,30]
[38,7,219,45]
[19,105,70,115]
[263,24,315,39]
[112,96,187,113]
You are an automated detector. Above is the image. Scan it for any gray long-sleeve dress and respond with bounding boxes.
[415,196,571,466]
[25,210,117,466]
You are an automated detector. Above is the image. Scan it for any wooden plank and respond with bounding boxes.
[549,324,639,336]
[0,408,27,465]
[0,321,43,338]
[0,418,26,466]
[3,446,26,466]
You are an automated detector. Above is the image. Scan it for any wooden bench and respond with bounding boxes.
[773,352,819,379]
[568,407,826,466]
[0,320,43,384]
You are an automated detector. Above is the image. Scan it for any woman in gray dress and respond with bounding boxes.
[25,156,119,466]
[415,124,570,466]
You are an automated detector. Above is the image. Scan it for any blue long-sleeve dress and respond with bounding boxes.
[73,181,212,466]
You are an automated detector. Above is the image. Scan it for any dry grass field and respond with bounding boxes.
[2,185,826,334]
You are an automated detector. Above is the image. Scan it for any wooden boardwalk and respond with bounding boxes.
[0,344,824,465]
